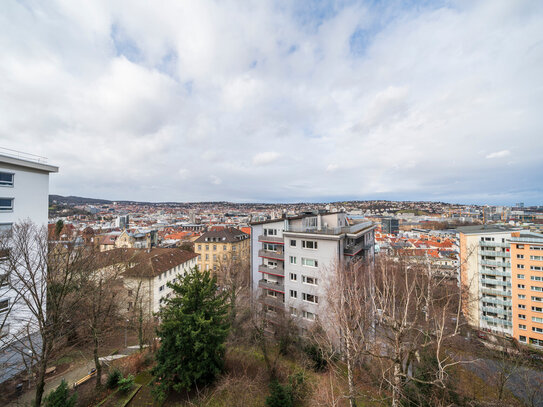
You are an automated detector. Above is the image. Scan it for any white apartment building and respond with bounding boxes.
[458,225,520,336]
[250,211,375,330]
[0,152,58,346]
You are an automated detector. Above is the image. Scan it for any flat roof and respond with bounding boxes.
[0,153,58,173]
[456,225,520,235]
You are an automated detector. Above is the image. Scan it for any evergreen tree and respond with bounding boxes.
[42,380,77,407]
[152,266,230,401]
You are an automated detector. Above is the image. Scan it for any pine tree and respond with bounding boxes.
[152,266,230,401]
[42,380,77,407]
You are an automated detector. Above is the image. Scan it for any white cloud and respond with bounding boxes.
[252,152,280,166]
[486,150,511,159]
[0,1,542,204]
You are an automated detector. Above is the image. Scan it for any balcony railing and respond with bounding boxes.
[258,263,284,276]
[259,294,285,309]
[483,297,511,307]
[344,240,373,256]
[285,221,373,236]
[258,235,284,244]
[481,315,512,327]
[481,278,511,287]
[481,287,511,297]
[481,306,511,316]
[258,279,285,293]
[481,259,510,268]
[479,241,509,248]
[479,250,511,258]
[480,268,510,277]
[258,249,284,260]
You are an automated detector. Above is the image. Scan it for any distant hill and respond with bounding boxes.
[49,195,113,205]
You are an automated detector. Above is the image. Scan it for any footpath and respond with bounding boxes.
[8,345,142,407]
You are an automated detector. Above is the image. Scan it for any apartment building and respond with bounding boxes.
[0,152,58,347]
[458,225,519,336]
[510,231,543,348]
[250,211,375,330]
[194,227,250,282]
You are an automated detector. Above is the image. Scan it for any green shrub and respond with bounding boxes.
[118,374,135,394]
[43,380,77,407]
[303,344,328,372]
[266,380,293,407]
[106,368,123,389]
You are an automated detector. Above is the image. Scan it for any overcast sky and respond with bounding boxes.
[1,1,542,205]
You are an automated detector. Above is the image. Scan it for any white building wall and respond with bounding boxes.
[152,257,198,314]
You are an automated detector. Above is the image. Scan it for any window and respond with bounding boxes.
[289,256,297,264]
[302,293,318,303]
[302,240,318,249]
[531,266,543,271]
[532,296,543,302]
[520,335,527,342]
[519,294,526,299]
[301,258,318,267]
[213,254,217,261]
[0,172,14,187]
[517,264,525,269]
[290,239,296,247]
[517,244,524,249]
[267,290,277,298]
[0,299,9,313]
[205,245,209,250]
[518,314,526,320]
[302,311,316,321]
[223,245,227,251]
[198,255,201,261]
[531,246,543,251]
[518,274,525,279]
[264,228,278,236]
[532,286,543,292]
[517,254,525,259]
[531,256,543,261]
[518,284,525,289]
[0,198,13,212]
[532,306,543,313]
[289,290,297,298]
[533,327,543,333]
[519,324,527,330]
[290,307,297,316]
[232,246,237,251]
[0,223,12,236]
[198,245,202,250]
[205,254,209,260]
[302,275,318,285]
[532,276,543,281]
[213,245,217,251]
[159,285,165,291]
[290,273,297,281]
[533,317,543,324]
[263,243,279,252]
[519,304,526,309]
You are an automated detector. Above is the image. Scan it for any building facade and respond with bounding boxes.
[250,211,375,330]
[0,153,58,346]
[458,225,518,336]
[510,232,543,348]
[194,227,250,281]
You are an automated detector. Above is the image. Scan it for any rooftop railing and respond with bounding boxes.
[0,147,48,164]
[285,221,373,236]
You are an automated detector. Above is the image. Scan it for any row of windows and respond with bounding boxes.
[288,290,319,303]
[199,254,232,261]
[517,264,543,271]
[198,244,230,251]
[289,273,318,285]
[289,256,318,267]
[516,244,543,251]
[519,336,543,346]
[288,307,317,321]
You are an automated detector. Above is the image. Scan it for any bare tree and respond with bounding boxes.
[0,221,95,406]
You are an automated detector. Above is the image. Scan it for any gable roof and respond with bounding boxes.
[194,227,249,244]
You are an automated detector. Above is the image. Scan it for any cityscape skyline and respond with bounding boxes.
[1,1,542,205]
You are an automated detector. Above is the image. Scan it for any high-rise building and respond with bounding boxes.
[458,225,519,336]
[250,211,375,330]
[381,217,399,235]
[510,231,543,348]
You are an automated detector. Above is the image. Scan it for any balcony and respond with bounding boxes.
[481,315,512,327]
[481,259,510,268]
[480,278,511,287]
[479,241,509,248]
[259,294,285,309]
[480,268,510,277]
[481,287,511,297]
[258,235,284,244]
[285,221,373,236]
[481,306,511,316]
[344,241,373,256]
[259,249,284,261]
[258,279,285,293]
[479,250,511,258]
[483,297,511,307]
[258,263,284,276]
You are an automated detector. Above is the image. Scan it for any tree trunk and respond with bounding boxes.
[138,305,144,352]
[345,338,357,407]
[94,333,102,388]
[392,360,402,407]
[34,341,50,407]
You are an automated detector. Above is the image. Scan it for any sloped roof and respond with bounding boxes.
[194,227,249,244]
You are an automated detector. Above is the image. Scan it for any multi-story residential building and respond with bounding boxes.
[510,231,543,348]
[458,225,519,336]
[194,227,250,281]
[0,152,58,346]
[250,211,375,330]
[115,229,157,249]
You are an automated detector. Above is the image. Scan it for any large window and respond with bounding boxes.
[0,198,13,211]
[302,240,318,249]
[302,293,318,303]
[301,258,318,267]
[0,299,9,313]
[302,310,316,321]
[302,275,318,285]
[264,228,278,236]
[0,172,14,187]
